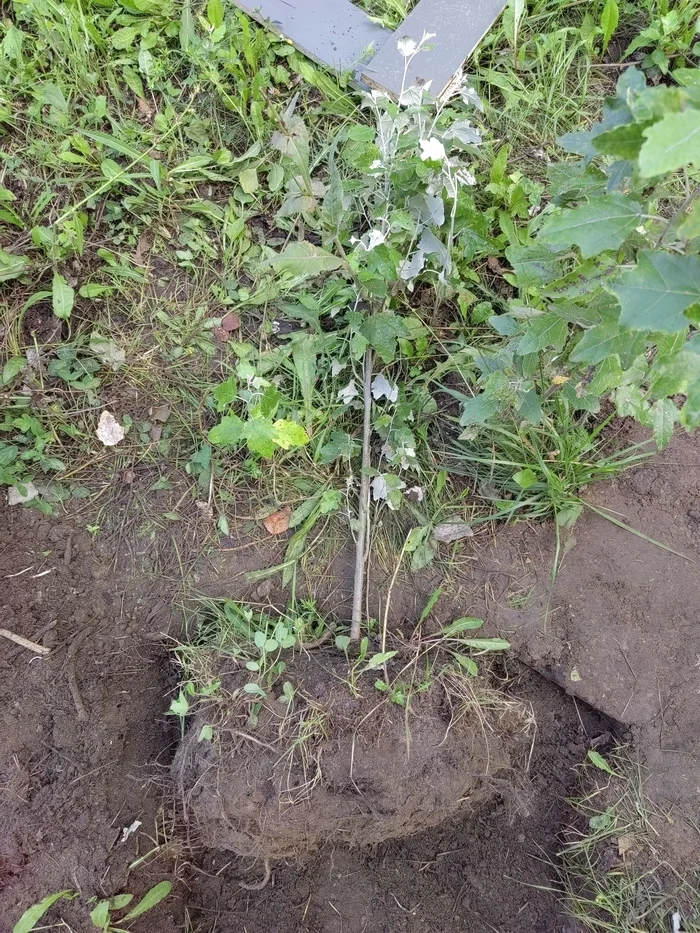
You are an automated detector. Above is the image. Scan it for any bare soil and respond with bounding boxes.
[174,650,525,859]
[1,427,699,932]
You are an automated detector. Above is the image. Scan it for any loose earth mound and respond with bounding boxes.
[174,651,530,858]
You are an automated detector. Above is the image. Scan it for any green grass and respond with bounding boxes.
[558,749,700,933]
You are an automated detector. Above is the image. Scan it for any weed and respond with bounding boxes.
[12,880,172,933]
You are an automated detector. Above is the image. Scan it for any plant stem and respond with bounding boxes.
[350,348,373,642]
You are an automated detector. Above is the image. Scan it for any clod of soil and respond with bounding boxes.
[174,653,529,858]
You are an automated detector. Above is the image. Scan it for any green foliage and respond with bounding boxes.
[12,883,171,933]
[465,66,700,445]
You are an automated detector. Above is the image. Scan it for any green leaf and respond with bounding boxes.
[610,251,700,333]
[587,807,614,830]
[317,429,360,463]
[452,653,479,675]
[109,894,134,910]
[13,891,76,933]
[678,200,700,240]
[539,194,642,258]
[359,313,410,364]
[271,419,309,450]
[516,314,568,355]
[269,242,345,278]
[52,273,74,320]
[505,244,564,288]
[571,320,645,365]
[639,108,700,177]
[291,337,317,417]
[270,105,311,185]
[239,167,259,195]
[592,122,647,160]
[365,650,398,669]
[207,0,224,27]
[179,0,194,51]
[649,398,678,449]
[267,164,284,192]
[461,638,511,652]
[243,417,277,457]
[442,617,484,637]
[513,468,538,489]
[213,376,238,411]
[168,691,189,716]
[587,749,616,774]
[0,248,29,282]
[458,394,501,427]
[90,900,110,929]
[122,881,172,921]
[208,414,245,446]
[3,357,25,385]
[600,0,618,50]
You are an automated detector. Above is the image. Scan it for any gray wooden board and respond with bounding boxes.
[231,0,391,72]
[361,0,508,97]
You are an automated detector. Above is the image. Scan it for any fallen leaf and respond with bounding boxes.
[263,506,291,535]
[8,482,39,505]
[96,410,125,446]
[487,255,507,275]
[150,405,170,423]
[89,334,125,371]
[196,500,214,521]
[434,521,473,543]
[119,819,142,844]
[221,311,241,332]
[149,423,163,442]
[136,97,153,120]
[617,833,636,860]
[133,231,151,266]
[122,468,136,484]
[405,486,424,503]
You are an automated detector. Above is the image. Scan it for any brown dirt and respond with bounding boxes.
[174,650,526,859]
[2,428,699,931]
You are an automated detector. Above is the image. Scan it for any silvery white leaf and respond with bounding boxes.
[8,482,39,505]
[96,410,125,446]
[399,85,425,107]
[405,486,424,502]
[371,374,399,402]
[337,380,358,405]
[672,912,681,933]
[398,249,426,281]
[396,36,418,57]
[419,228,450,269]
[460,85,484,111]
[443,120,482,146]
[434,521,473,543]
[408,193,445,227]
[419,137,446,162]
[371,474,388,502]
[331,359,346,377]
[357,229,386,252]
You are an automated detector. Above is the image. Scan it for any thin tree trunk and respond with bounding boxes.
[350,349,373,641]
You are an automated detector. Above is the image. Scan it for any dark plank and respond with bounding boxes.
[361,0,507,98]
[231,0,391,73]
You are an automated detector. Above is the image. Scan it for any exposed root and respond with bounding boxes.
[66,626,93,723]
[239,857,271,891]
